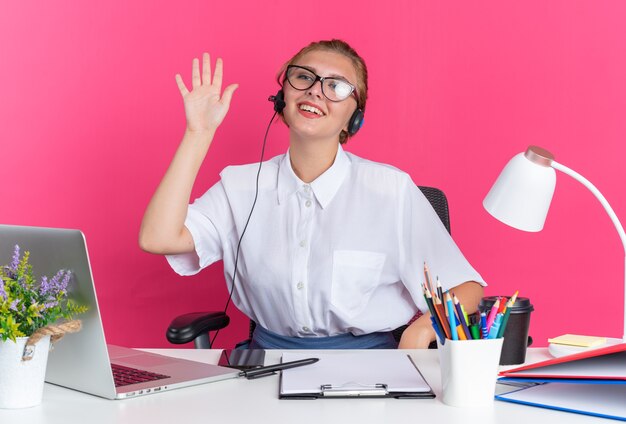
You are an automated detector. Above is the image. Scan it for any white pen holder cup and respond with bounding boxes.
[437,338,503,407]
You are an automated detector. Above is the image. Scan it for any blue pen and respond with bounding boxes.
[430,316,445,345]
[445,293,458,340]
[480,312,488,339]
[488,313,503,339]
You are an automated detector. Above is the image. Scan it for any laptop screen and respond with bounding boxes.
[0,225,117,399]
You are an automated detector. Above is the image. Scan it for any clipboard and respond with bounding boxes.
[278,351,435,399]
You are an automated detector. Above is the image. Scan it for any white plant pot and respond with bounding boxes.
[0,335,51,409]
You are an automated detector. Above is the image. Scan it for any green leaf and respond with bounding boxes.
[2,246,89,340]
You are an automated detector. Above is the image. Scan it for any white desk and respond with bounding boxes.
[0,348,611,424]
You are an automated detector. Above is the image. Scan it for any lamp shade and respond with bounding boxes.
[483,152,556,232]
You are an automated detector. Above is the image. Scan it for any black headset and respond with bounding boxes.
[268,89,364,136]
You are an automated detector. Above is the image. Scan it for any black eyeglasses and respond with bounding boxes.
[285,65,358,103]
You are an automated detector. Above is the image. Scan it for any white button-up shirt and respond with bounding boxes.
[167,145,485,337]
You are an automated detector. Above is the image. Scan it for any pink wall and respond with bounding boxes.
[1,1,625,348]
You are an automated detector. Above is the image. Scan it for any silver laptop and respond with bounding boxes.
[0,224,239,399]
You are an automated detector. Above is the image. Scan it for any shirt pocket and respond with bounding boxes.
[331,250,386,318]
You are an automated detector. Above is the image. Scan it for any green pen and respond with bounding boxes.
[469,324,481,340]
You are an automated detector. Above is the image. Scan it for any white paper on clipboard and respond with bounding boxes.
[280,351,431,396]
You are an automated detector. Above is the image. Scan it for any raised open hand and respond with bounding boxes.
[175,53,238,133]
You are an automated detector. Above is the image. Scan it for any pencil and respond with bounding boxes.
[456,325,467,340]
[461,304,469,328]
[446,293,458,340]
[436,277,444,305]
[430,316,445,344]
[433,296,452,339]
[497,291,519,338]
[424,285,446,340]
[421,284,434,316]
[497,299,512,338]
[453,294,472,340]
[488,313,503,339]
[423,262,434,295]
[497,297,508,314]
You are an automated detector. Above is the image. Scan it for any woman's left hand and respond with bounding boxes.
[398,315,436,349]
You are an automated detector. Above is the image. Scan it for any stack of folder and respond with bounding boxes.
[496,343,626,421]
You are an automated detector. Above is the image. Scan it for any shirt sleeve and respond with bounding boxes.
[166,181,232,276]
[398,177,486,312]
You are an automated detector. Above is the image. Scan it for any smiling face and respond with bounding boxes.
[282,49,360,145]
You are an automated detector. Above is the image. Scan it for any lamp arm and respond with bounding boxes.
[552,160,626,340]
[551,161,626,252]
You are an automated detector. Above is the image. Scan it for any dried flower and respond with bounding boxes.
[0,245,88,342]
[0,278,6,301]
[9,245,20,272]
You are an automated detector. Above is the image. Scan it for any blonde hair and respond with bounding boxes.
[276,39,368,144]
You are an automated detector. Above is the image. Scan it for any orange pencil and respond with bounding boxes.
[457,325,467,340]
[433,296,452,339]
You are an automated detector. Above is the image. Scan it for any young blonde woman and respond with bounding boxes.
[139,39,485,349]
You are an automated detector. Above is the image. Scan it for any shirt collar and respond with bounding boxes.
[277,145,351,209]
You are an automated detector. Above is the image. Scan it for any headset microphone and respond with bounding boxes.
[268,89,286,113]
[269,89,364,136]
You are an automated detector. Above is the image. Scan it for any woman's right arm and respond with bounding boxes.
[139,53,238,255]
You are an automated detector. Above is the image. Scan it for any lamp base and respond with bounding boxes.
[548,337,624,357]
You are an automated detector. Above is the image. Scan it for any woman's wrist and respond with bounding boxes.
[184,126,216,138]
[181,127,216,150]
[398,316,436,349]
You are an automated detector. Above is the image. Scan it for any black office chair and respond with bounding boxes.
[166,186,451,348]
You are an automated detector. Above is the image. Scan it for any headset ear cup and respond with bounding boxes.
[273,89,286,113]
[347,109,364,135]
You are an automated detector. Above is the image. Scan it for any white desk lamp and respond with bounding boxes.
[483,146,626,356]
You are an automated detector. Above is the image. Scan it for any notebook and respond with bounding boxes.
[0,224,239,399]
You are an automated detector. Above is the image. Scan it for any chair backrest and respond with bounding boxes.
[417,186,451,234]
[246,186,451,343]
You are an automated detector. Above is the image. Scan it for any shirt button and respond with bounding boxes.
[299,240,306,247]
[303,185,311,193]
[297,281,304,289]
[302,326,310,332]
[305,200,312,207]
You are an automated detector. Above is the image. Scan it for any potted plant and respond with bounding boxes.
[0,245,87,408]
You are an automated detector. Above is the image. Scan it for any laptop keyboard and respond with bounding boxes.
[112,363,170,387]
